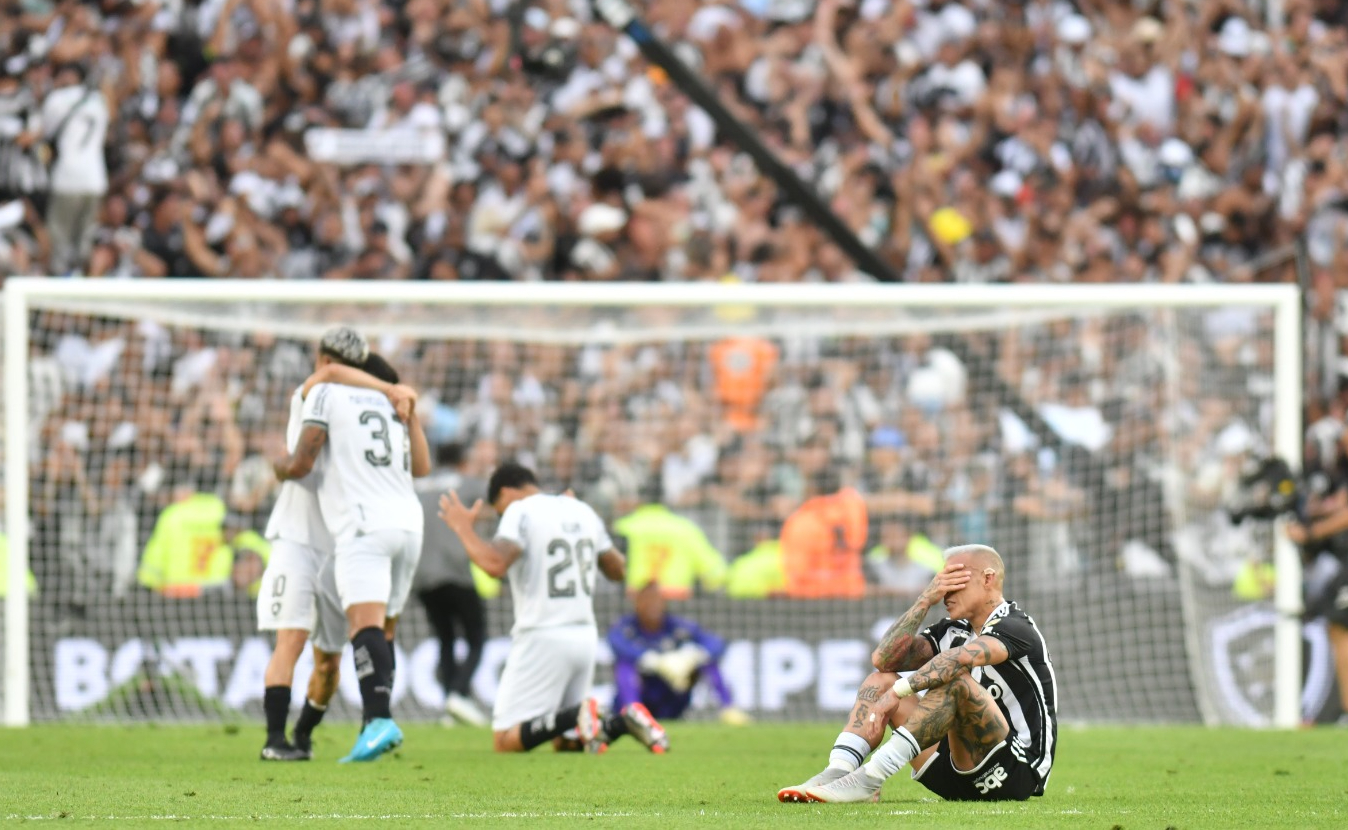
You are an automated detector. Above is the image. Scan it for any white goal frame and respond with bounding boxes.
[2,278,1304,728]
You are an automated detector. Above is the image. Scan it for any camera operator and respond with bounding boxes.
[1284,430,1348,726]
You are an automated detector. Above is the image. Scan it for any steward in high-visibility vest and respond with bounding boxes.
[614,504,727,599]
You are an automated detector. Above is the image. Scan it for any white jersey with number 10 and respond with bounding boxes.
[263,387,333,550]
[493,493,613,635]
[300,382,422,544]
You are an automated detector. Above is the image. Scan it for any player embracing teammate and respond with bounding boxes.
[261,327,430,763]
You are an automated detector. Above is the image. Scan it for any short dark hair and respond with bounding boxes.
[362,351,399,384]
[488,461,538,506]
[437,442,465,468]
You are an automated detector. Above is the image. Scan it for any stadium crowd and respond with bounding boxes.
[2,0,1343,615]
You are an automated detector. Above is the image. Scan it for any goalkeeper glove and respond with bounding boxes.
[637,651,662,674]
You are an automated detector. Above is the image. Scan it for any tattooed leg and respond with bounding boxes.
[845,672,898,748]
[863,670,1008,780]
[813,672,905,776]
[928,672,1009,772]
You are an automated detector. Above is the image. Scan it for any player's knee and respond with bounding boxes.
[862,671,897,695]
[492,731,521,753]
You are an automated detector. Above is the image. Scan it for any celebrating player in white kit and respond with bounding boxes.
[256,328,417,761]
[273,333,430,763]
[438,462,669,754]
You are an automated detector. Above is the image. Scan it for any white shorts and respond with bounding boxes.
[333,528,423,618]
[492,625,597,731]
[311,556,349,655]
[255,540,326,632]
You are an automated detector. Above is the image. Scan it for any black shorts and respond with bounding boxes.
[911,737,1043,801]
[1311,565,1348,628]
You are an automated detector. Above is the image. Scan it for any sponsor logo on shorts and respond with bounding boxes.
[973,764,1009,795]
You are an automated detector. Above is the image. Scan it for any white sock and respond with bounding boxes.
[827,731,872,772]
[862,727,921,779]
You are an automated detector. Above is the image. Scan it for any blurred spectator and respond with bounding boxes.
[864,520,943,596]
[136,482,266,598]
[725,520,787,599]
[41,62,108,275]
[780,479,869,599]
[613,489,728,599]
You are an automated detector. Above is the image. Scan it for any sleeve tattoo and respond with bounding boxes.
[873,603,936,672]
[907,636,1008,693]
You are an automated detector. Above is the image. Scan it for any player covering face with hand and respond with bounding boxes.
[778,545,1057,804]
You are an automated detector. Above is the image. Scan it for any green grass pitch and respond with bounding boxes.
[1,722,1344,828]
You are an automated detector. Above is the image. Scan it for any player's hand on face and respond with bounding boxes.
[920,562,971,605]
[438,490,482,531]
[1284,522,1309,545]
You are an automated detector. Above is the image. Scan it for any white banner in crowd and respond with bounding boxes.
[303,128,445,165]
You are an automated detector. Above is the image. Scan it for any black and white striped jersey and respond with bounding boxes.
[920,600,1058,787]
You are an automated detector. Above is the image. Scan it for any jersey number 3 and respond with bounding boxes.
[360,410,409,471]
[546,538,595,598]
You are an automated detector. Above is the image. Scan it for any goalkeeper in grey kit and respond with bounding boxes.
[607,581,748,725]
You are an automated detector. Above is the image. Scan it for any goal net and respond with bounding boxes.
[3,280,1302,727]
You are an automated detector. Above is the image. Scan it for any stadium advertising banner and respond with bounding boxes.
[28,592,1339,725]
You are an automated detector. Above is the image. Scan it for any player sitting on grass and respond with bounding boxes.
[438,462,669,754]
[778,544,1057,803]
[257,329,417,761]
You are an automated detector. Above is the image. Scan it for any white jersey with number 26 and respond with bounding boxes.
[263,386,333,550]
[300,382,422,544]
[494,493,613,635]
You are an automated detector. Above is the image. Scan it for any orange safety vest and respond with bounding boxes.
[780,487,869,599]
[709,337,778,431]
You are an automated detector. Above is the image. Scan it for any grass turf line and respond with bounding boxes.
[1,723,1344,828]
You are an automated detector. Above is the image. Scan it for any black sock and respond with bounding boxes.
[518,704,582,751]
[387,639,397,691]
[351,626,393,722]
[293,699,327,749]
[263,686,291,746]
[602,712,629,743]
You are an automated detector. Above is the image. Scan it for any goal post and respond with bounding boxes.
[2,278,1303,728]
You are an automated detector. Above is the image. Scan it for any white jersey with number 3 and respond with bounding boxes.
[300,382,422,544]
[263,387,332,550]
[494,493,613,635]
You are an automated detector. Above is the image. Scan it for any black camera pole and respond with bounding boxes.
[590,0,1064,450]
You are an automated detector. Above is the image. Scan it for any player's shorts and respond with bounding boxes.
[333,529,423,618]
[255,540,326,632]
[911,736,1043,801]
[492,624,597,732]
[1308,558,1348,628]
[311,555,349,655]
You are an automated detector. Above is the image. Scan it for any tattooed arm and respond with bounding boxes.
[272,425,327,481]
[906,635,1010,693]
[871,562,972,671]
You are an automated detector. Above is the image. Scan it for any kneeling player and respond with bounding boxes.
[777,545,1056,803]
[439,463,668,754]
